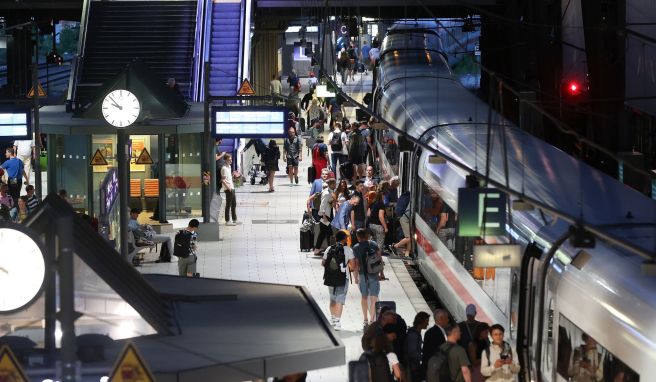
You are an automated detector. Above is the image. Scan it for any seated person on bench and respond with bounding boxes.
[128,208,173,256]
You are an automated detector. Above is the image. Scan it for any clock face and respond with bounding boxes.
[102,89,140,127]
[0,226,46,313]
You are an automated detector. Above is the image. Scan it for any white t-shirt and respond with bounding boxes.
[14,140,34,157]
[322,245,355,280]
[221,165,234,190]
[327,130,348,155]
[387,352,400,375]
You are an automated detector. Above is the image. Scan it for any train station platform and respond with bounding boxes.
[139,146,432,380]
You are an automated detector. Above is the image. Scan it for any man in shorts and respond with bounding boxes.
[353,228,382,329]
[322,231,355,330]
[283,126,302,185]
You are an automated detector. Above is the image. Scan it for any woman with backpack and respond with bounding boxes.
[361,328,403,381]
[264,140,280,192]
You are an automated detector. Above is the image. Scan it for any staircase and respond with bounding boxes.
[75,1,197,107]
[208,1,242,96]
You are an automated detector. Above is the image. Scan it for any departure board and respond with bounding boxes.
[212,107,287,137]
[0,112,31,139]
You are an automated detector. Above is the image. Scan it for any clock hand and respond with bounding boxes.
[108,96,123,110]
[0,267,7,274]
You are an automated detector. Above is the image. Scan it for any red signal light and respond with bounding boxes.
[569,83,578,93]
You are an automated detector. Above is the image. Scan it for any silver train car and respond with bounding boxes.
[371,23,656,381]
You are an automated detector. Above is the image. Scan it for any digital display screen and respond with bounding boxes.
[100,169,119,217]
[0,112,31,139]
[212,107,287,137]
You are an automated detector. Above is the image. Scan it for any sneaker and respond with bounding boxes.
[226,221,236,226]
[334,320,341,331]
[233,220,241,225]
[388,245,398,256]
[295,175,299,184]
[329,315,336,325]
[363,320,369,330]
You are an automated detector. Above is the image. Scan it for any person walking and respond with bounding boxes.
[311,137,329,180]
[270,73,282,98]
[221,154,239,225]
[353,228,383,329]
[328,122,348,175]
[322,230,355,331]
[264,140,280,192]
[13,138,34,185]
[283,127,302,185]
[1,148,27,202]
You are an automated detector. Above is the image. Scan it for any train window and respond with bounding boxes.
[556,314,639,382]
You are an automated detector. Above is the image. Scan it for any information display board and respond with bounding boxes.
[211,106,287,138]
[0,111,31,139]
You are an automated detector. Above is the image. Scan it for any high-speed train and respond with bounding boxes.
[369,22,656,381]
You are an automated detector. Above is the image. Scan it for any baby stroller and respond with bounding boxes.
[248,154,268,185]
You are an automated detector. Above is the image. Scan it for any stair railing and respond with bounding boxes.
[66,0,92,109]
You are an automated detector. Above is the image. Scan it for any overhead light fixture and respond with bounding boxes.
[316,84,335,98]
[428,155,446,164]
[512,199,534,211]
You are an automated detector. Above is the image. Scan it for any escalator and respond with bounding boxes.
[207,1,244,96]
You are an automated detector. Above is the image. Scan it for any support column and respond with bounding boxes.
[117,129,129,260]
[158,133,167,223]
[58,215,77,381]
[44,227,57,366]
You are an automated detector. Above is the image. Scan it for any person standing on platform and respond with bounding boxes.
[1,148,27,202]
[480,324,520,382]
[458,304,483,356]
[332,194,360,231]
[264,140,280,192]
[13,138,34,186]
[270,73,282,99]
[350,180,367,231]
[283,126,302,185]
[24,184,39,214]
[311,137,329,180]
[405,311,431,382]
[322,230,355,331]
[221,154,239,226]
[175,219,199,277]
[422,309,450,373]
[360,40,371,75]
[426,323,472,382]
[313,178,336,256]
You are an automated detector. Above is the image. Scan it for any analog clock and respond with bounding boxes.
[102,89,141,128]
[0,224,46,313]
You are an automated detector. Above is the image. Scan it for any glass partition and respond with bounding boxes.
[164,134,202,220]
[52,134,89,212]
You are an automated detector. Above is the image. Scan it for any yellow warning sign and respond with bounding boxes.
[0,345,30,382]
[237,79,256,96]
[108,342,155,382]
[27,82,47,98]
[90,149,109,166]
[135,147,153,165]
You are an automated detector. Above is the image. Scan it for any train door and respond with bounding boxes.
[408,146,422,257]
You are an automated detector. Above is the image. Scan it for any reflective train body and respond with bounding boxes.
[371,23,656,381]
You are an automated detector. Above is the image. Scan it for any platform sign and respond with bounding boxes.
[90,149,109,166]
[211,106,287,138]
[0,345,30,382]
[108,342,155,382]
[135,147,153,165]
[0,111,32,139]
[27,82,47,98]
[237,79,256,96]
[457,188,507,237]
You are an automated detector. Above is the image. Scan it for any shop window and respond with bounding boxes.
[557,314,639,382]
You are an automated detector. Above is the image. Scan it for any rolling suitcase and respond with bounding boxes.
[300,229,313,251]
[375,301,396,320]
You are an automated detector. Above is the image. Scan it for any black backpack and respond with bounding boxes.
[173,230,192,258]
[426,343,456,382]
[323,244,347,287]
[359,351,394,382]
[330,132,343,152]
